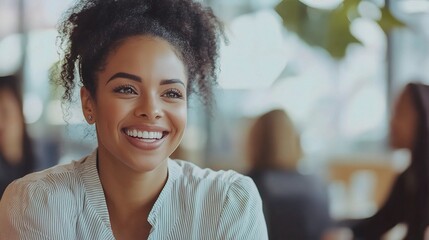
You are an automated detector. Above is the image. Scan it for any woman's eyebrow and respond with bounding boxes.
[106,72,185,87]
[106,72,142,85]
[160,79,185,87]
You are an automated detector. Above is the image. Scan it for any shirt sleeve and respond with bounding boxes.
[216,176,268,240]
[0,179,76,240]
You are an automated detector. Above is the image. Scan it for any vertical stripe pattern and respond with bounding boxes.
[0,150,268,239]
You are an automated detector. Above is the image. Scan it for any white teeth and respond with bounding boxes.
[143,131,149,138]
[126,129,163,140]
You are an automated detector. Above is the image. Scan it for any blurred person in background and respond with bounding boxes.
[246,109,332,240]
[0,75,35,199]
[325,82,429,240]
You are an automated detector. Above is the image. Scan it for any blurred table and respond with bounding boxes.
[327,157,403,220]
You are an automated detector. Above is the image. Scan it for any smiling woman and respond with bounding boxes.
[0,0,268,239]
[82,36,188,175]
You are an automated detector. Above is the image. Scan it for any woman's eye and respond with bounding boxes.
[162,89,183,99]
[113,85,137,94]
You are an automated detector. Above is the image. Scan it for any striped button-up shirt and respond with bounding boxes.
[0,150,268,239]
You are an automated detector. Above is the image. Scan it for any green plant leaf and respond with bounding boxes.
[275,0,406,59]
[377,7,406,33]
[275,0,308,33]
[325,4,361,58]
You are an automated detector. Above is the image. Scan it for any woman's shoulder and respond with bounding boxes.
[169,159,253,188]
[2,158,86,200]
[166,159,261,210]
[0,158,91,238]
[167,159,260,202]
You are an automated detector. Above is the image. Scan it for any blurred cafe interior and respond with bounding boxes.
[2,0,429,239]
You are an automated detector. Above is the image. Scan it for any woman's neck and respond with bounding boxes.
[97,152,168,239]
[103,169,167,214]
[98,154,168,216]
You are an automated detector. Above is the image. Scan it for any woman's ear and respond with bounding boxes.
[81,87,96,124]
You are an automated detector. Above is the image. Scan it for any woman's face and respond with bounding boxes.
[81,36,187,173]
[389,87,418,150]
[0,88,23,161]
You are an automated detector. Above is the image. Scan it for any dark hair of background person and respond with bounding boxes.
[405,82,429,236]
[51,0,224,113]
[0,75,35,198]
[348,82,429,239]
[246,109,332,240]
[404,83,429,198]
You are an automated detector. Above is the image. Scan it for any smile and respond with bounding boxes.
[125,129,166,142]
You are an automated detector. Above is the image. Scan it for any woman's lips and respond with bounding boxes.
[122,128,169,151]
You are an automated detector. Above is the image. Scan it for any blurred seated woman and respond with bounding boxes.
[0,75,35,198]
[325,82,429,240]
[350,82,429,239]
[246,109,332,240]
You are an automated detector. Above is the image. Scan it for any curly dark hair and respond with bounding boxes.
[53,0,223,110]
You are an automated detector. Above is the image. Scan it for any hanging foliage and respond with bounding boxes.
[275,0,405,59]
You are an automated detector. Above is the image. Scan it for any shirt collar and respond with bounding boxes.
[78,149,111,229]
[148,159,180,226]
[78,150,182,231]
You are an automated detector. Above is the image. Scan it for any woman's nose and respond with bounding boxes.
[134,94,163,120]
